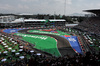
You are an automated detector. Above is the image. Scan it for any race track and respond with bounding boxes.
[18,28,76,57]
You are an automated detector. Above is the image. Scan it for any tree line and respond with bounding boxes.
[0,13,86,23]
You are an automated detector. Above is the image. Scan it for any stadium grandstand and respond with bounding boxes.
[74,9,100,36]
[0,9,100,66]
[0,16,66,28]
[73,9,100,55]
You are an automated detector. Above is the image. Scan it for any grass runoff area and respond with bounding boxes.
[14,33,61,57]
[29,30,70,36]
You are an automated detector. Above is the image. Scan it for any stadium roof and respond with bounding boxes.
[0,19,66,23]
[84,9,100,15]
[17,13,33,15]
[25,19,46,22]
[24,19,66,22]
[49,19,66,21]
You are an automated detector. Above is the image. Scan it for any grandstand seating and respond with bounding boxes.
[74,17,100,35]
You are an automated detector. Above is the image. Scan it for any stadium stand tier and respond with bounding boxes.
[0,18,66,28]
[74,17,100,35]
[74,9,100,36]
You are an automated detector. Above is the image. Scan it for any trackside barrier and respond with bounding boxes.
[73,49,79,55]
[77,37,86,53]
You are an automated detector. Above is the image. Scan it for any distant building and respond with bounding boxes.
[0,15,15,23]
[0,16,66,28]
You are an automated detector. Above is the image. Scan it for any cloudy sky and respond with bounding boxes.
[0,0,100,15]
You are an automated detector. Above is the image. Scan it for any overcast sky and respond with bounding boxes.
[0,0,100,15]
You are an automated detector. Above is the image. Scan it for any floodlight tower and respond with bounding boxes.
[64,0,66,16]
[54,11,56,19]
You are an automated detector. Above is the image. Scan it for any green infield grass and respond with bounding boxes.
[14,33,61,57]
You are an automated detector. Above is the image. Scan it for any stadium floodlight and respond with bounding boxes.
[64,0,66,16]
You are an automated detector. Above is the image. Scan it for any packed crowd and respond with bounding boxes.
[74,17,100,35]
[1,51,100,66]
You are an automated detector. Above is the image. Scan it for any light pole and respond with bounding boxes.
[54,11,56,19]
[64,0,66,16]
